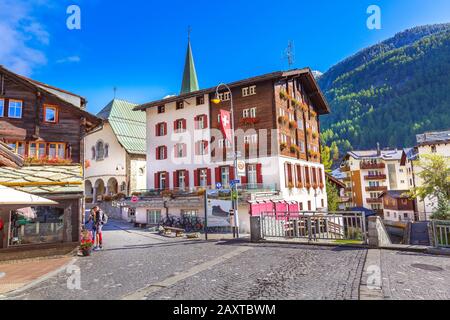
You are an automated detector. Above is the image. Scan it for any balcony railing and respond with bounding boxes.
[360,162,386,170]
[365,186,388,192]
[364,174,387,181]
[366,198,383,204]
[341,165,351,172]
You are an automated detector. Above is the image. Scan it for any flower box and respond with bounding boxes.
[240,117,260,126]
[280,143,287,151]
[289,121,298,130]
[278,115,289,125]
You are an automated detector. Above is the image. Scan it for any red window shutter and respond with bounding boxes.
[173,171,178,188]
[164,146,168,159]
[241,165,248,184]
[207,168,212,186]
[284,163,289,188]
[215,167,221,184]
[163,123,167,135]
[165,172,170,190]
[183,119,187,130]
[155,173,160,189]
[194,169,199,187]
[185,170,190,188]
[155,124,159,137]
[174,120,177,132]
[183,144,187,157]
[194,116,198,130]
[230,166,235,180]
[203,115,208,129]
[156,147,160,160]
[256,163,263,184]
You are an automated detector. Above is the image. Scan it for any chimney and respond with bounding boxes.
[377,143,381,156]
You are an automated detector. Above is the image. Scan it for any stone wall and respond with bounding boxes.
[368,216,392,247]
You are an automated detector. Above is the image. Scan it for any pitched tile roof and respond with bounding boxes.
[97,99,146,155]
[0,165,83,195]
[347,149,404,161]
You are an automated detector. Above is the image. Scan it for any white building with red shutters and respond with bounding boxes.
[130,38,330,232]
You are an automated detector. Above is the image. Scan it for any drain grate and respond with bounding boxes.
[411,263,444,272]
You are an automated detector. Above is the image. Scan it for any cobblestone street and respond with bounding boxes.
[3,220,450,300]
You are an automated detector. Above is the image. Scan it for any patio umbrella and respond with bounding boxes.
[0,185,57,210]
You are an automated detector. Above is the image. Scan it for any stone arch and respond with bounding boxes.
[93,179,105,202]
[107,177,118,195]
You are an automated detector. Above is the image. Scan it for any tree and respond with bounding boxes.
[326,180,340,211]
[408,154,450,220]
[321,145,333,173]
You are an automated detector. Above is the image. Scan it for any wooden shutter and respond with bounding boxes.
[256,163,263,184]
[215,167,221,184]
[165,172,170,190]
[185,170,190,188]
[207,169,212,186]
[230,166,235,180]
[182,119,187,130]
[174,120,177,132]
[163,122,167,135]
[173,171,179,188]
[164,146,168,160]
[203,115,208,129]
[156,147,160,160]
[155,123,159,137]
[194,169,199,187]
[154,173,160,189]
[241,165,248,184]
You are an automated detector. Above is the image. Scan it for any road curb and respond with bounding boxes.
[359,249,384,300]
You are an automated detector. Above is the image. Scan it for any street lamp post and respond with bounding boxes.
[212,83,239,238]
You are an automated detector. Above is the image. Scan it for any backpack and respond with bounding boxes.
[102,212,109,225]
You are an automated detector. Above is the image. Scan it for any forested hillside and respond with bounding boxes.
[318,23,450,154]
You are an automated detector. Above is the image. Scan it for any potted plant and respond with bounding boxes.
[79,230,94,256]
[279,90,289,101]
[278,115,289,125]
[310,110,317,118]
[280,143,287,151]
[289,120,298,130]
[290,145,299,154]
[297,182,304,189]
[312,132,318,140]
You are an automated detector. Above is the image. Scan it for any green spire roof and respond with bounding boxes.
[181,40,199,94]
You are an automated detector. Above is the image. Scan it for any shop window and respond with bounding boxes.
[9,206,65,246]
[147,210,162,225]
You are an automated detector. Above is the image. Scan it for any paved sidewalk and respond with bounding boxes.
[0,257,73,296]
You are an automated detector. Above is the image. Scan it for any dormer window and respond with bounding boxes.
[176,101,184,110]
[158,105,165,114]
[196,96,204,105]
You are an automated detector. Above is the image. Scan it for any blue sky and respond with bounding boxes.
[1,0,450,114]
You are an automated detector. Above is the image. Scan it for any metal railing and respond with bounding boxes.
[260,211,367,244]
[431,220,450,248]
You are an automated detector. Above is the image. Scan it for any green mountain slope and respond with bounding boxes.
[318,23,450,153]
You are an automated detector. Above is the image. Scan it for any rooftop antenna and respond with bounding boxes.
[113,87,117,99]
[284,40,295,68]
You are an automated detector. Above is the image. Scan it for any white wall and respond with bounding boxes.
[146,94,210,189]
[130,159,147,192]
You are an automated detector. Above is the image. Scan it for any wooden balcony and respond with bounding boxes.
[341,165,351,172]
[360,162,386,170]
[366,198,383,204]
[364,174,386,181]
[343,176,352,182]
[365,186,388,192]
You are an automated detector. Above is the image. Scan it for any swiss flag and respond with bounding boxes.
[220,109,232,143]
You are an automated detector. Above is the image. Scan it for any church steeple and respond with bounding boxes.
[180,28,199,94]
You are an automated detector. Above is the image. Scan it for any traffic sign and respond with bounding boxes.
[131,196,139,203]
[216,182,223,189]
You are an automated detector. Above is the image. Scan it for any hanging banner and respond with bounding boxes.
[219,109,232,143]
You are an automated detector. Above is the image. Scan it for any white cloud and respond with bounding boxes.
[56,56,81,64]
[0,0,50,76]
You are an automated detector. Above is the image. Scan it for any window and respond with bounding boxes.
[175,144,186,158]
[96,141,105,161]
[217,114,221,123]
[57,143,65,158]
[8,100,22,118]
[159,172,167,190]
[244,134,258,145]
[221,167,230,186]
[176,101,184,110]
[219,139,231,148]
[17,142,25,156]
[223,92,231,101]
[196,115,207,130]
[120,182,127,192]
[0,99,4,117]
[289,112,295,122]
[158,105,165,114]
[297,118,303,129]
[38,143,46,158]
[243,109,250,118]
[242,87,249,97]
[199,169,208,187]
[48,143,57,158]
[29,143,37,158]
[157,146,167,160]
[178,171,186,190]
[196,140,208,155]
[196,96,204,105]
[248,164,257,187]
[249,85,256,95]
[91,147,96,160]
[175,119,186,132]
[44,105,58,123]
[156,122,167,136]
[104,144,109,158]
[147,210,161,225]
[250,107,257,118]
[299,141,305,153]
[431,145,437,153]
